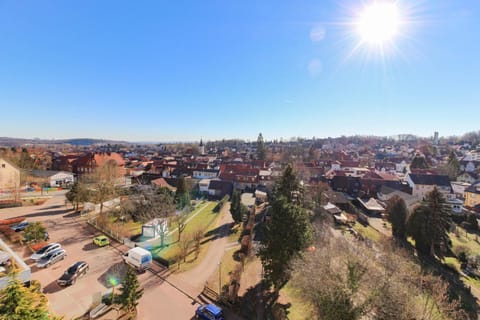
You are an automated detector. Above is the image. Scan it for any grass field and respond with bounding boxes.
[150,201,222,266]
[352,222,383,242]
[281,284,313,320]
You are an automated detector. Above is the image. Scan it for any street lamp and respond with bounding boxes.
[108,276,119,305]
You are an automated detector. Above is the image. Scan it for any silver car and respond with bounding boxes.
[36,248,66,268]
[30,243,61,261]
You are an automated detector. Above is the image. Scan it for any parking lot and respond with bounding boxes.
[1,192,198,319]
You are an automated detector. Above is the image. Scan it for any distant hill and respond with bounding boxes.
[0,137,129,146]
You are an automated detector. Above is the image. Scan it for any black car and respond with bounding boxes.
[57,261,89,286]
[11,221,29,232]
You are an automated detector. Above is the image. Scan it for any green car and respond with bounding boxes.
[93,235,110,247]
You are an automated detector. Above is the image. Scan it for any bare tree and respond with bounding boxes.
[178,234,192,263]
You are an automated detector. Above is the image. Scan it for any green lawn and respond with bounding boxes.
[281,284,313,320]
[449,227,480,254]
[207,245,241,292]
[353,222,383,242]
[151,201,220,263]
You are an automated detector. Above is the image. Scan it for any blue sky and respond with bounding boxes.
[0,0,478,142]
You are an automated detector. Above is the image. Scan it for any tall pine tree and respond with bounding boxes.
[175,176,190,209]
[407,187,452,258]
[385,196,408,242]
[259,165,312,300]
[256,133,266,160]
[230,190,242,224]
[117,266,144,314]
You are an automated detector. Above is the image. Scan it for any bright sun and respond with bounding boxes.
[356,2,401,45]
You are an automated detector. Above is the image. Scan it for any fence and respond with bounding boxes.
[87,216,124,243]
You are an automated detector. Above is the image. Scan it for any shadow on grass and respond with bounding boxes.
[200,223,232,245]
[417,252,479,319]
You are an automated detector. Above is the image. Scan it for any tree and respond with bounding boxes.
[385,196,408,241]
[192,228,204,259]
[230,190,242,224]
[0,272,60,320]
[23,222,46,243]
[86,160,119,215]
[467,213,479,231]
[292,229,468,320]
[134,187,175,223]
[407,188,452,258]
[66,182,90,211]
[175,176,190,209]
[174,210,189,242]
[117,266,143,315]
[410,154,429,169]
[257,133,266,160]
[178,234,192,262]
[258,195,312,298]
[445,151,460,180]
[275,164,302,203]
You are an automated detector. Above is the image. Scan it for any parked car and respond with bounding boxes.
[57,261,89,286]
[11,221,29,232]
[195,304,224,320]
[93,235,110,247]
[36,248,66,268]
[30,243,62,261]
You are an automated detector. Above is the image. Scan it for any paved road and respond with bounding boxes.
[1,194,243,319]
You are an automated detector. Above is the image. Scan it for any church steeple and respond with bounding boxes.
[199,138,205,155]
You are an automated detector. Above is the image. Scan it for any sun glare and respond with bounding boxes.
[356,2,401,45]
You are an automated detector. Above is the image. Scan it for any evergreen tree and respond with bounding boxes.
[256,133,266,160]
[446,151,460,180]
[467,213,479,231]
[258,196,312,297]
[117,266,144,314]
[0,273,57,320]
[276,164,302,203]
[175,176,190,209]
[230,190,242,224]
[385,196,408,241]
[258,166,312,300]
[407,188,452,258]
[410,154,429,169]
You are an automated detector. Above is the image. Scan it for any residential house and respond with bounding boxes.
[192,169,219,180]
[465,181,480,209]
[0,158,20,193]
[151,177,176,192]
[331,175,361,197]
[208,180,233,200]
[460,160,480,173]
[377,185,419,211]
[406,173,453,200]
[457,172,478,185]
[29,170,75,188]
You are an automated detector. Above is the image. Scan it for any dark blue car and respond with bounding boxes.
[11,221,29,232]
[195,304,224,320]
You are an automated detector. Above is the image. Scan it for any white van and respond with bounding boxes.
[123,247,152,273]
